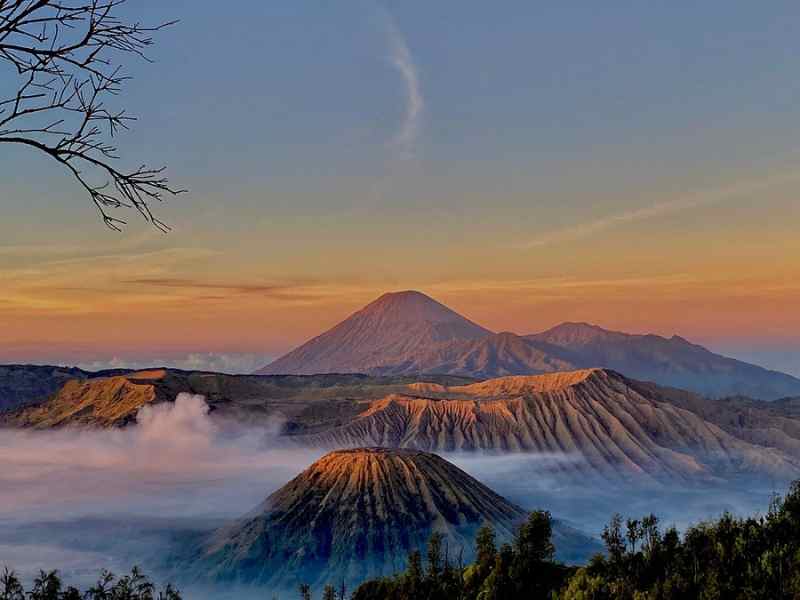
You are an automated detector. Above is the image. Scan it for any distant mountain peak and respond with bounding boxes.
[256,291,492,375]
[254,292,800,400]
[535,321,619,345]
[358,289,476,323]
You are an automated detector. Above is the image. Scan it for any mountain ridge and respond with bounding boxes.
[256,291,800,400]
[295,368,800,482]
[6,366,800,485]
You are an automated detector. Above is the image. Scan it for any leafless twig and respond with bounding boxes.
[0,0,185,230]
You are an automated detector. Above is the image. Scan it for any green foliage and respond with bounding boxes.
[353,481,800,600]
[352,510,569,600]
[560,481,800,600]
[0,567,180,600]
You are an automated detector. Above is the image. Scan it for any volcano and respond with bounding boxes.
[256,290,492,376]
[187,448,598,590]
[256,291,800,400]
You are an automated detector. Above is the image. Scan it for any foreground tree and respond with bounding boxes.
[561,482,800,600]
[0,0,184,230]
[0,567,180,600]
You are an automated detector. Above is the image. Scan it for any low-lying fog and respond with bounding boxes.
[0,394,790,594]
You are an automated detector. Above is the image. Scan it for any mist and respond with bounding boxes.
[446,453,787,536]
[0,395,791,595]
[0,394,321,589]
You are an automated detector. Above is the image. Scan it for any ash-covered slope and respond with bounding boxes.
[527,322,800,400]
[256,291,492,375]
[297,370,800,483]
[185,448,597,590]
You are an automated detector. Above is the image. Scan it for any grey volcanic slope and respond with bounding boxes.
[296,370,800,483]
[185,448,598,591]
[526,322,800,400]
[256,291,492,375]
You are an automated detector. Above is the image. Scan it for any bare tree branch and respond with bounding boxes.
[0,0,184,231]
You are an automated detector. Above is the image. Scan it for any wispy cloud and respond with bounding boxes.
[386,17,423,159]
[121,278,320,301]
[519,171,800,248]
[76,352,274,375]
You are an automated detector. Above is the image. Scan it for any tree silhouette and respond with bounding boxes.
[298,583,312,600]
[1,567,25,600]
[0,567,180,600]
[0,0,184,230]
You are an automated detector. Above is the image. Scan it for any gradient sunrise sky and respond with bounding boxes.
[1,1,799,375]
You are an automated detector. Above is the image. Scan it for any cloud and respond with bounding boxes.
[386,17,423,159]
[120,278,320,302]
[76,352,274,375]
[0,393,320,522]
[0,393,321,585]
[519,171,800,248]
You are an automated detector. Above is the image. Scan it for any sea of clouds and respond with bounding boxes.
[0,394,789,592]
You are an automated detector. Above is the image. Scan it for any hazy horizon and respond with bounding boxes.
[5,296,799,378]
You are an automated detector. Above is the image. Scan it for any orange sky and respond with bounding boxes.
[2,180,800,369]
[2,153,800,373]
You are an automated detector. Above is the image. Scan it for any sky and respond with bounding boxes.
[1,1,799,375]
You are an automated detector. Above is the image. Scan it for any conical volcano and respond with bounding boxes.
[256,291,492,375]
[188,448,596,590]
